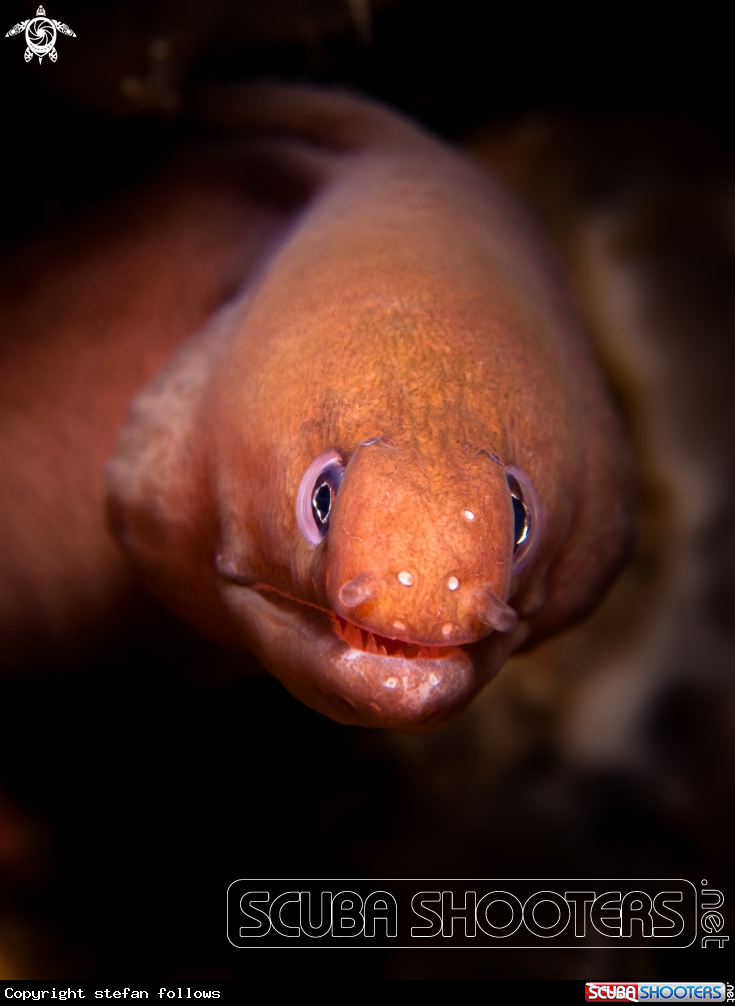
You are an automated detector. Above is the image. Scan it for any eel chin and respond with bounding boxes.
[218,581,527,733]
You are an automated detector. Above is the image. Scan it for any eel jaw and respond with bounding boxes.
[218,581,526,733]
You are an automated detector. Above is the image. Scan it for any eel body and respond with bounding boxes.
[3,84,634,732]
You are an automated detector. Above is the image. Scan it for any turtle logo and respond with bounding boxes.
[5,5,76,63]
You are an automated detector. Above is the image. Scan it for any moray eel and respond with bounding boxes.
[105,84,634,733]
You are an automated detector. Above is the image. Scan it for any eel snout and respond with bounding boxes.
[333,571,517,647]
[324,441,518,648]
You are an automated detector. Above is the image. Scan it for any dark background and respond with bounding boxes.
[0,0,732,980]
[3,0,734,240]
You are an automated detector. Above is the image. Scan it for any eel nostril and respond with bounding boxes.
[447,576,460,591]
[338,572,377,608]
[397,571,414,586]
[477,590,518,633]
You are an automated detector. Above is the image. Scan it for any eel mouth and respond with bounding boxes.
[331,613,463,660]
[218,579,521,733]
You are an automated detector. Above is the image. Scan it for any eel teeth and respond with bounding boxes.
[332,613,456,660]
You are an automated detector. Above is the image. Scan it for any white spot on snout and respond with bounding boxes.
[447,576,460,591]
[463,510,475,521]
[385,677,398,689]
[441,623,454,637]
[393,620,406,631]
[397,571,414,586]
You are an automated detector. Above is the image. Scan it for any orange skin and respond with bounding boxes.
[0,83,632,730]
[0,142,290,669]
[107,84,634,732]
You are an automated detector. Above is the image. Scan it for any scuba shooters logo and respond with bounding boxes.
[5,6,75,63]
[585,984,726,1002]
[226,879,703,947]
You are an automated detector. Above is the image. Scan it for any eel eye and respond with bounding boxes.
[505,466,541,572]
[312,481,334,525]
[296,449,345,546]
[511,494,529,549]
